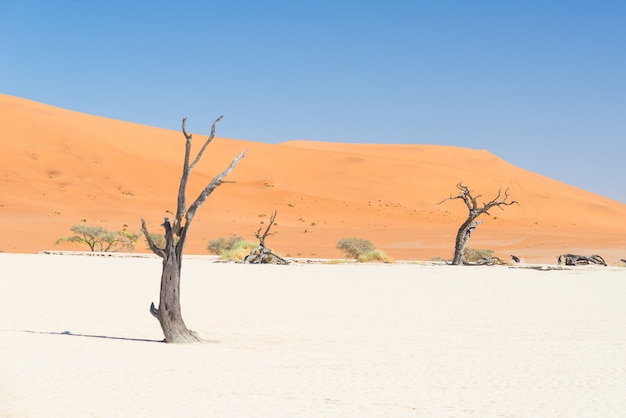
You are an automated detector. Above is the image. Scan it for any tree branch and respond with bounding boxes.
[141,218,165,258]
[175,116,225,232]
[150,302,159,318]
[189,116,223,171]
[181,150,247,244]
[181,117,192,140]
[438,182,474,211]
[175,118,193,231]
[255,210,278,247]
[480,188,518,215]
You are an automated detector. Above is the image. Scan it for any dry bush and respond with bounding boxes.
[463,247,494,262]
[219,240,258,261]
[336,238,375,259]
[357,249,395,263]
[207,235,244,255]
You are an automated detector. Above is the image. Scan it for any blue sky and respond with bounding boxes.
[2,1,625,203]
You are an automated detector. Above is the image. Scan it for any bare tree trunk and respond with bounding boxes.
[146,220,201,343]
[153,245,199,343]
[142,117,246,343]
[451,218,474,265]
[451,219,484,265]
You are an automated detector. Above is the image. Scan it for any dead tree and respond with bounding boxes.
[141,117,246,343]
[439,182,517,265]
[558,254,607,266]
[244,210,288,264]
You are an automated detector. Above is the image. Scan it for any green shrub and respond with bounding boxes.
[336,238,375,259]
[357,249,394,263]
[55,224,140,252]
[207,235,244,255]
[219,239,258,261]
[463,247,494,262]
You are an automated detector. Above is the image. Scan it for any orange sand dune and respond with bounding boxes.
[1,94,625,263]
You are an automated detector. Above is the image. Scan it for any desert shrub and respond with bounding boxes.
[207,235,244,255]
[463,247,494,262]
[429,256,446,262]
[357,249,394,263]
[55,224,140,252]
[336,238,375,259]
[323,259,349,265]
[219,239,258,261]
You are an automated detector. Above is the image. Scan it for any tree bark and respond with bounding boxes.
[145,218,201,343]
[451,218,475,265]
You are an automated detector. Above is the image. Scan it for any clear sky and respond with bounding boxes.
[2,1,625,203]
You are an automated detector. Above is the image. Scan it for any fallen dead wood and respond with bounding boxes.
[557,254,607,266]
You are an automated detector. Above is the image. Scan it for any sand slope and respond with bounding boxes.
[1,94,625,263]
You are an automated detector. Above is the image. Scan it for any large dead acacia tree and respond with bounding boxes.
[141,116,246,343]
[439,182,517,265]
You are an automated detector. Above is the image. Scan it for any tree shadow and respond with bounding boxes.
[7,329,164,343]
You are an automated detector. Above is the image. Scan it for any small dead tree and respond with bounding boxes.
[439,182,517,265]
[244,210,288,264]
[141,116,246,343]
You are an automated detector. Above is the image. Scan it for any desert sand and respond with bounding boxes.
[1,94,626,264]
[1,253,625,417]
